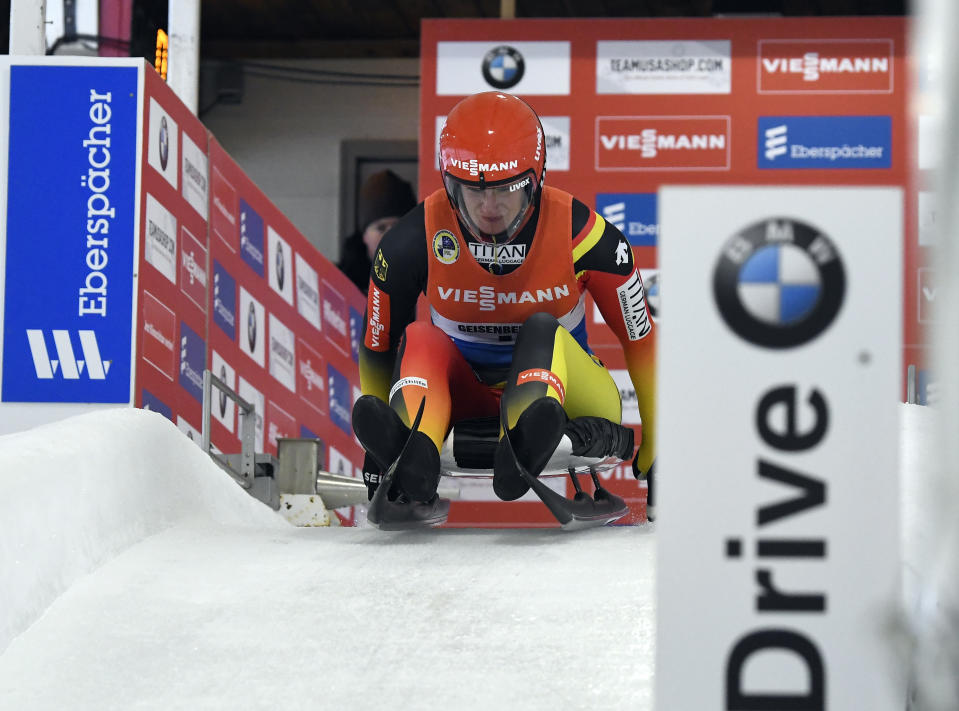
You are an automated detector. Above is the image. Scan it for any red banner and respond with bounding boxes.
[420,16,915,526]
[134,67,368,525]
[135,67,210,435]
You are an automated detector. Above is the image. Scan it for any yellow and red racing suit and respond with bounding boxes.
[359,185,656,475]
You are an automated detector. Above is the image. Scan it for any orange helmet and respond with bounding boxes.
[439,92,546,244]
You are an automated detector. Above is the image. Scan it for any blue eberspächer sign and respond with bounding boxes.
[595,193,658,246]
[349,306,362,363]
[179,321,206,404]
[239,198,265,277]
[758,115,892,170]
[327,364,352,435]
[2,65,138,403]
[141,389,173,420]
[213,259,237,340]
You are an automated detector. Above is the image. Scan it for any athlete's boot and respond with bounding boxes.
[493,397,567,501]
[353,395,447,528]
[352,395,409,499]
[393,430,442,502]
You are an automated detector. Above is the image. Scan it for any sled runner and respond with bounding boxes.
[362,395,633,531]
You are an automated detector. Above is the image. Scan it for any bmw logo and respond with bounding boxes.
[247,303,257,353]
[276,243,285,290]
[713,218,845,349]
[159,116,169,171]
[482,45,525,90]
[218,364,228,417]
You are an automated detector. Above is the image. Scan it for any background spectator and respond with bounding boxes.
[337,170,416,292]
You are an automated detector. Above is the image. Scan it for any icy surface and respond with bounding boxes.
[0,404,933,709]
[0,408,286,654]
[0,408,655,709]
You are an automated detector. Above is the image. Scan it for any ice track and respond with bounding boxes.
[0,409,656,710]
[0,405,936,710]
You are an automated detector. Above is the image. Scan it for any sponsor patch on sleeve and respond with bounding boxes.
[364,284,391,352]
[616,270,652,341]
[374,249,389,281]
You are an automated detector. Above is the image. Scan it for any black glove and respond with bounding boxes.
[362,451,383,501]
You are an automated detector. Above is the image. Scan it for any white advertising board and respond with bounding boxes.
[436,41,570,95]
[596,40,732,95]
[656,186,903,710]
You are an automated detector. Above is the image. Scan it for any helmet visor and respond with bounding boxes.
[443,170,536,244]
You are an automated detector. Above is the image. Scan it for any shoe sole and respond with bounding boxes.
[368,497,451,531]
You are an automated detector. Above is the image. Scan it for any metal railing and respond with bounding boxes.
[200,369,369,512]
[202,369,257,488]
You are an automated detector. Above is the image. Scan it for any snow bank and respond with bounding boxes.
[0,407,287,652]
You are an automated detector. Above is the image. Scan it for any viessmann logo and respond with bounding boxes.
[300,357,325,392]
[597,116,729,170]
[366,284,390,352]
[180,229,208,313]
[321,280,350,358]
[517,368,566,403]
[297,338,327,416]
[437,283,571,312]
[758,39,893,93]
[449,157,519,177]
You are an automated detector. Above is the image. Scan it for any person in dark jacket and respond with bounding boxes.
[337,170,416,292]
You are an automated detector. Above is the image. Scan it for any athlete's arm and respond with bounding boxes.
[571,198,657,476]
[359,203,428,402]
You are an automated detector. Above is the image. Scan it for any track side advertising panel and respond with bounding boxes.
[420,16,910,526]
[135,66,211,440]
[207,137,367,524]
[657,186,903,710]
[2,64,138,410]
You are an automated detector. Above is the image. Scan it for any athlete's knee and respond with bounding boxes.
[403,321,449,349]
[516,312,560,347]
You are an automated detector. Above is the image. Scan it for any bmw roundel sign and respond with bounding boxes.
[482,45,525,90]
[657,185,903,711]
[713,217,845,349]
[247,301,257,353]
